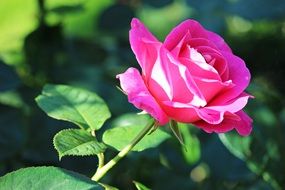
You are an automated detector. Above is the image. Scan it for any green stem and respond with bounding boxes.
[97,153,104,169]
[91,119,156,181]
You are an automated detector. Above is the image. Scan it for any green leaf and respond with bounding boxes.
[219,132,251,160]
[36,84,111,130]
[99,183,119,190]
[219,132,282,190]
[45,0,113,38]
[54,129,106,159]
[0,166,103,190]
[179,124,201,165]
[133,181,151,190]
[110,113,151,128]
[169,120,184,145]
[102,114,170,152]
[0,91,26,109]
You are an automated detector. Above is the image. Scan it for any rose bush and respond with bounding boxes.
[117,18,253,136]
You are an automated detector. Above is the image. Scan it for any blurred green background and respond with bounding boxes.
[1,0,285,189]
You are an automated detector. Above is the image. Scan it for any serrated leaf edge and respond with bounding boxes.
[53,128,106,160]
[35,84,111,131]
[0,166,103,189]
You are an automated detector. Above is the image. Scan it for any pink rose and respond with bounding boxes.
[117,18,253,136]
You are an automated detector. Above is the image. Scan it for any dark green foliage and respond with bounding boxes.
[142,0,174,8]
[36,84,111,131]
[0,166,103,190]
[98,4,135,37]
[0,110,26,161]
[0,60,20,92]
[102,114,170,151]
[54,129,107,159]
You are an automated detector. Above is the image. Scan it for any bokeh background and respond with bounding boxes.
[1,0,285,189]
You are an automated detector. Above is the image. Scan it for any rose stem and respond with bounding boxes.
[91,118,156,181]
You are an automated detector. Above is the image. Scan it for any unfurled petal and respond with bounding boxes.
[196,93,251,124]
[149,47,207,107]
[234,111,253,136]
[170,31,192,57]
[206,31,232,53]
[196,108,224,124]
[130,18,162,76]
[164,19,208,51]
[193,77,233,103]
[162,101,200,123]
[210,52,251,105]
[194,110,252,136]
[207,92,252,112]
[117,68,169,125]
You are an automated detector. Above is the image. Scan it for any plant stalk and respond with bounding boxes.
[91,119,156,181]
[97,153,104,169]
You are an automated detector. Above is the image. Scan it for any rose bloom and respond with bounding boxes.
[117,18,253,136]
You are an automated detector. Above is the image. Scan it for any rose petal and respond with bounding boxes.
[196,46,229,81]
[206,31,232,53]
[153,47,207,106]
[187,38,219,50]
[196,108,223,124]
[193,77,233,102]
[162,101,200,123]
[129,18,162,76]
[117,67,169,125]
[196,93,251,124]
[193,110,252,136]
[179,46,221,81]
[210,52,251,105]
[207,92,252,112]
[194,117,234,134]
[164,19,208,51]
[234,111,253,136]
[170,31,192,57]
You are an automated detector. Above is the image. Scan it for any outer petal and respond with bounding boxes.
[234,111,253,136]
[196,108,224,124]
[164,19,208,51]
[117,68,169,125]
[196,93,251,124]
[193,110,252,136]
[207,93,251,113]
[170,30,192,57]
[161,101,200,123]
[209,52,251,105]
[154,47,206,106]
[164,19,232,53]
[206,31,232,53]
[129,18,162,76]
[193,77,233,103]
